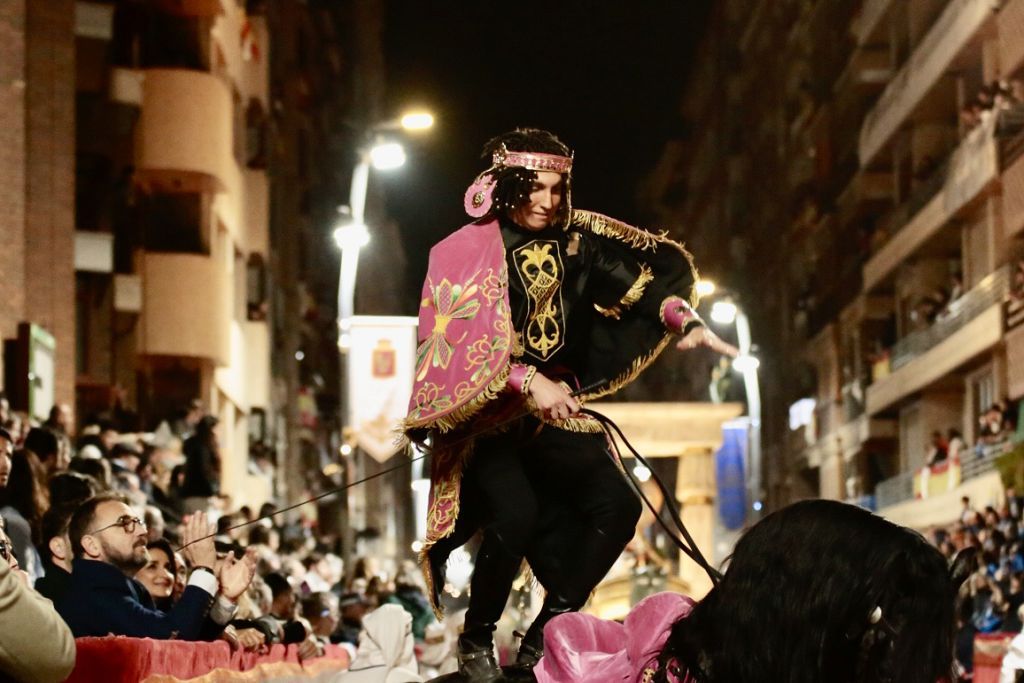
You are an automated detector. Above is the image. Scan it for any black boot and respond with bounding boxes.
[458,536,525,681]
[457,638,503,682]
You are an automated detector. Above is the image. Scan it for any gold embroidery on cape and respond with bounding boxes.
[514,241,565,361]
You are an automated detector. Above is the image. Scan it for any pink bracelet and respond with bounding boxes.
[507,364,537,395]
[660,296,702,334]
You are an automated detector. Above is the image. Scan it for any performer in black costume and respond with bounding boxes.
[403,128,736,681]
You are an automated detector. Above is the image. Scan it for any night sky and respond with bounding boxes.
[378,1,712,294]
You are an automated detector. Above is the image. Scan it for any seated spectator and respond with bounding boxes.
[263,571,309,644]
[337,591,370,647]
[0,449,47,583]
[48,472,97,510]
[34,505,76,603]
[0,517,76,683]
[302,591,340,646]
[24,427,66,476]
[341,604,423,682]
[56,494,255,639]
[1003,573,1024,632]
[68,456,112,491]
[135,537,177,611]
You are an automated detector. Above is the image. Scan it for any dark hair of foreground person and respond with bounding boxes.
[654,499,967,683]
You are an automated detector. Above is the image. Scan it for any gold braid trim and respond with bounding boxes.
[578,332,675,403]
[571,209,701,308]
[419,549,445,620]
[620,263,654,308]
[401,365,511,435]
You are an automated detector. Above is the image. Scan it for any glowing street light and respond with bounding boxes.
[710,300,738,325]
[400,111,435,131]
[732,354,761,373]
[369,142,407,171]
[695,279,717,298]
[333,222,370,250]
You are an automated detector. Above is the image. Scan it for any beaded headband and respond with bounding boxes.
[492,144,573,174]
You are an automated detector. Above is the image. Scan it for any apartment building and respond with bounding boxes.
[654,0,1024,528]
[74,0,273,505]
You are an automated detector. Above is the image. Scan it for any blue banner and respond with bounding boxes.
[716,419,748,530]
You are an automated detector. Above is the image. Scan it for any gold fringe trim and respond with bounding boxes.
[548,414,606,433]
[419,548,445,620]
[571,209,701,308]
[620,263,653,308]
[401,364,511,435]
[578,332,676,404]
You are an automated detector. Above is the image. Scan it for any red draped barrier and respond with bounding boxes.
[975,632,1015,683]
[66,637,350,683]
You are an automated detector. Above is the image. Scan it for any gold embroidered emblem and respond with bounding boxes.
[514,241,565,360]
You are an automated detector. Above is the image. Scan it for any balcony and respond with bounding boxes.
[863,116,1000,292]
[134,69,235,195]
[875,453,1004,528]
[866,266,1010,415]
[859,0,996,166]
[1000,0,1024,77]
[138,252,229,365]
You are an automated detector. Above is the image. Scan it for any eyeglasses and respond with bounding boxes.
[87,515,147,536]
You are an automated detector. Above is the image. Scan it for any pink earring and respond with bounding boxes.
[464,173,496,218]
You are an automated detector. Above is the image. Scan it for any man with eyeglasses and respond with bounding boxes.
[56,493,257,639]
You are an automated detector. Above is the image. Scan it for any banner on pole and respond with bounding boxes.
[716,417,749,531]
[346,316,418,463]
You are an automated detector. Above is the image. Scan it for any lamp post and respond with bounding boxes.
[705,284,764,517]
[333,110,434,567]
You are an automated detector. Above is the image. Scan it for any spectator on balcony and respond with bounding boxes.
[947,428,967,462]
[978,405,1006,447]
[0,516,76,683]
[180,415,221,514]
[926,431,949,467]
[57,496,255,639]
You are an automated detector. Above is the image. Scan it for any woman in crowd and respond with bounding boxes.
[536,499,970,683]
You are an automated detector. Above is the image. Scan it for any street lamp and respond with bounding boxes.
[335,111,432,350]
[703,285,763,517]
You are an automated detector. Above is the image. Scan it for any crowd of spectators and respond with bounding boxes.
[0,397,464,682]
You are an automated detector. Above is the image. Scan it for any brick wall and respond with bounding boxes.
[0,0,76,413]
[0,0,28,358]
[24,0,75,409]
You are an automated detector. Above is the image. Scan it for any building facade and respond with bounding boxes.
[659,0,1024,528]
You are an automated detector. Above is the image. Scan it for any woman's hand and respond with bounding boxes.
[676,326,739,357]
[218,548,258,601]
[529,372,580,421]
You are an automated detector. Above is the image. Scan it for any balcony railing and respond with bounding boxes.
[876,471,914,509]
[889,266,1010,371]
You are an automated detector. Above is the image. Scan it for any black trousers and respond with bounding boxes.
[449,420,641,646]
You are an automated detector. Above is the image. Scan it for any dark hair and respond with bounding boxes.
[264,572,293,600]
[248,525,271,546]
[24,428,58,458]
[40,505,75,551]
[301,591,337,621]
[68,457,112,490]
[0,449,47,539]
[0,427,12,444]
[654,500,957,683]
[479,128,572,228]
[48,472,98,509]
[67,493,130,558]
[145,538,177,577]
